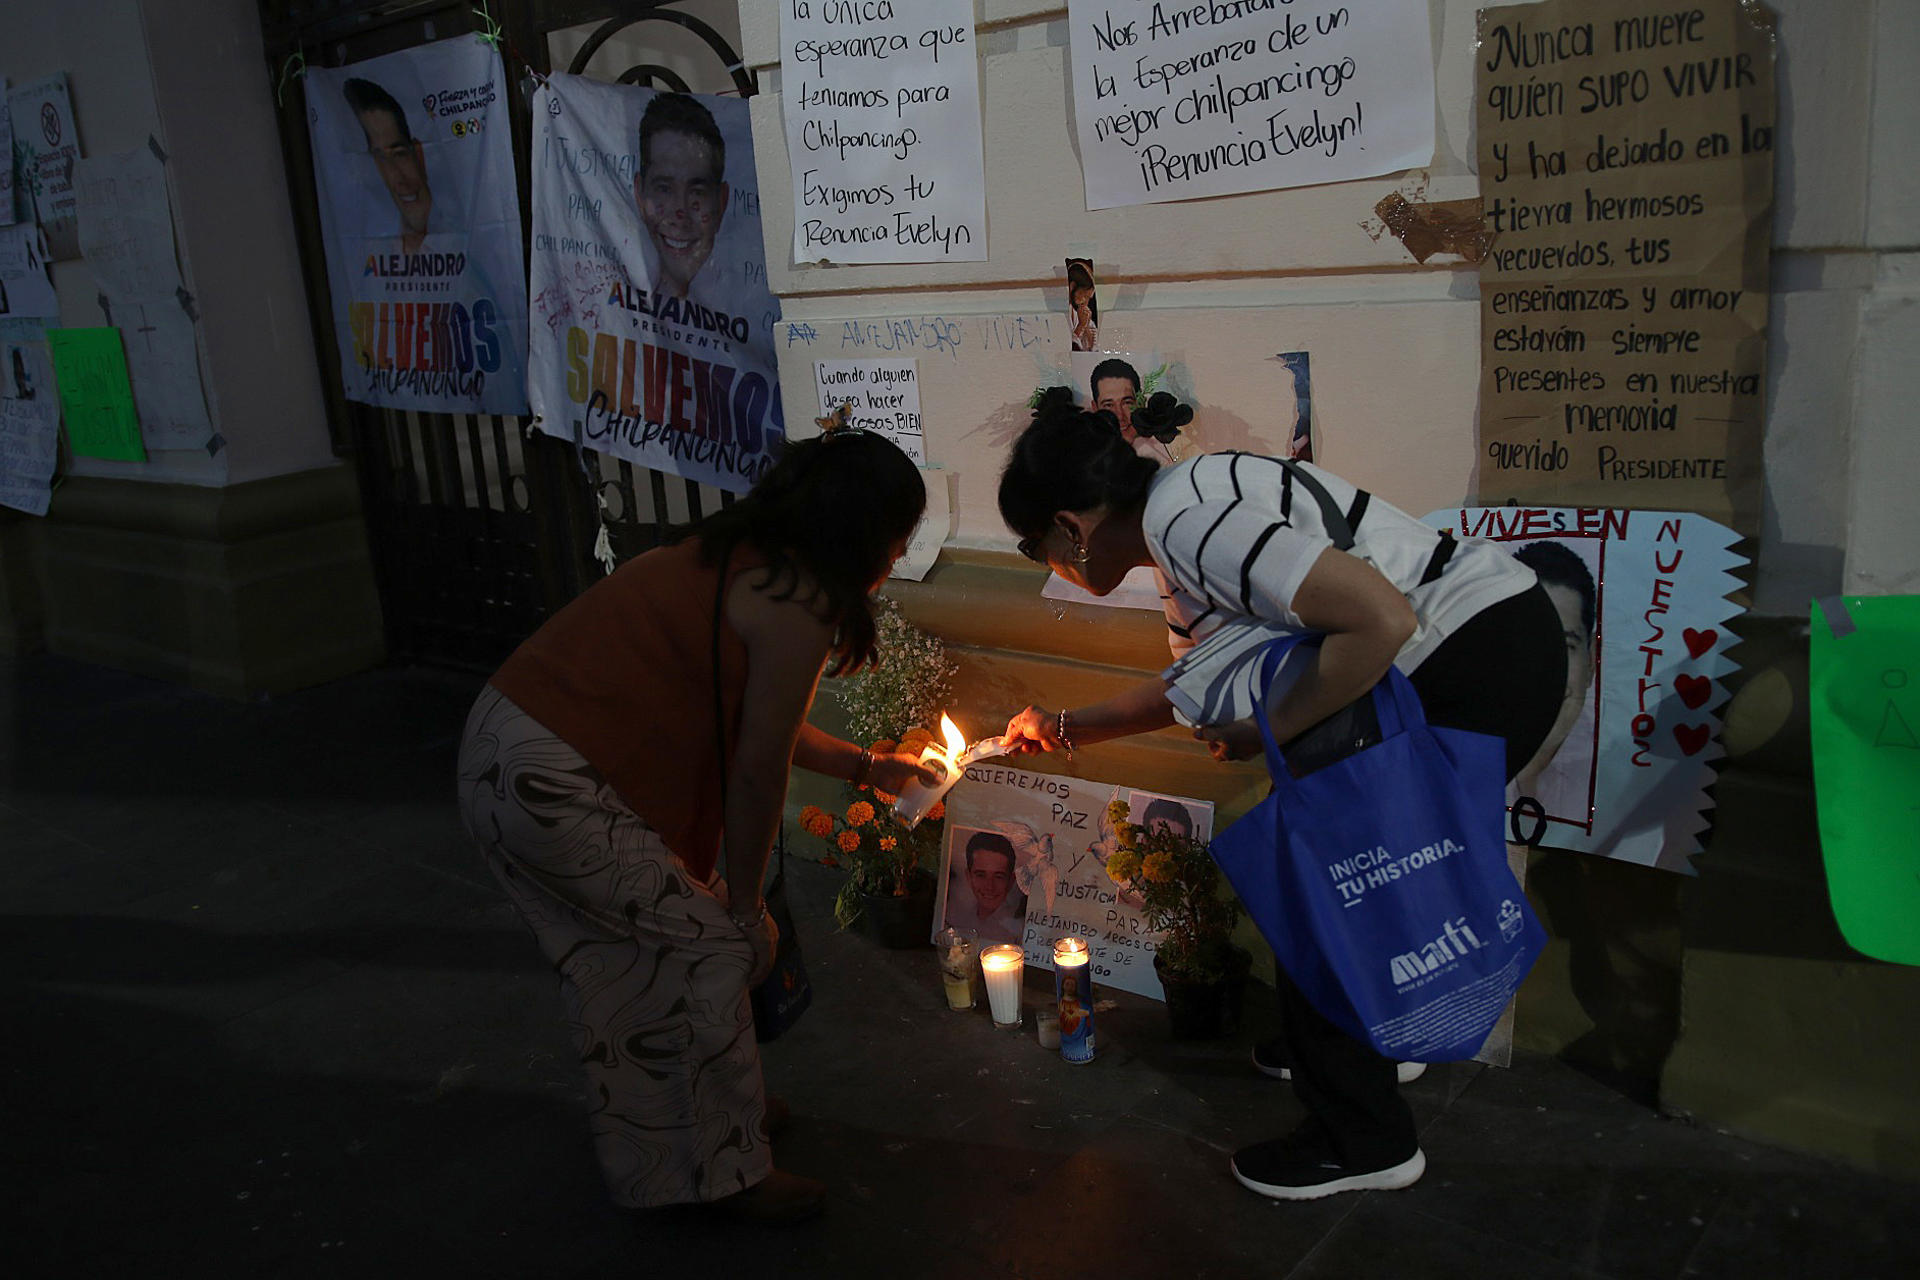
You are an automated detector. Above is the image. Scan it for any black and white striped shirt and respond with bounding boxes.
[1143,453,1535,672]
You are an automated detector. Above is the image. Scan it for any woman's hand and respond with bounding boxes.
[867,751,940,796]
[737,909,779,985]
[1001,705,1063,755]
[1195,718,1264,762]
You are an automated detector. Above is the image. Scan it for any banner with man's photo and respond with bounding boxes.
[305,36,529,415]
[527,75,783,494]
[1426,506,1746,874]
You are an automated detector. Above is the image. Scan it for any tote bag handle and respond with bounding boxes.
[1248,634,1431,793]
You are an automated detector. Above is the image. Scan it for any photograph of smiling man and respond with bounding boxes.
[305,36,529,414]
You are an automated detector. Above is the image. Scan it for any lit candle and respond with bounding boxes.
[1053,936,1095,1063]
[980,943,1025,1029]
[892,713,1010,829]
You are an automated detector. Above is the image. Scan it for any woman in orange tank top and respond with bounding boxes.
[458,430,936,1225]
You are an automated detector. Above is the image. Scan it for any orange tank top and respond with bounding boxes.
[489,537,763,879]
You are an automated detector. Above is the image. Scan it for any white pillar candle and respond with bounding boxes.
[980,944,1025,1029]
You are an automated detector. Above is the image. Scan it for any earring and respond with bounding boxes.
[1071,542,1090,564]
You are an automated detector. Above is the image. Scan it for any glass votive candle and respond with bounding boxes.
[935,927,977,1011]
[1053,936,1096,1063]
[980,943,1025,1030]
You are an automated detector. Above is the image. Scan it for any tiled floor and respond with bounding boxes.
[4,653,1914,1278]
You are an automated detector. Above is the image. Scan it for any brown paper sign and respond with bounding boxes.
[1474,0,1776,532]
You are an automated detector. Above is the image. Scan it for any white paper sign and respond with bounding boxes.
[813,357,924,464]
[890,467,949,581]
[780,0,988,263]
[75,148,182,302]
[1067,0,1436,210]
[941,762,1215,1002]
[0,348,59,515]
[116,302,211,449]
[8,74,83,258]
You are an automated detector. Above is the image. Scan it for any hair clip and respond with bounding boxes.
[815,400,857,436]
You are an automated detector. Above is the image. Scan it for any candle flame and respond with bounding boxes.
[939,713,966,760]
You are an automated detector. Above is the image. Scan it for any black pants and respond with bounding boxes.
[1271,583,1563,1167]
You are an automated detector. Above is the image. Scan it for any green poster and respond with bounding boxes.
[46,326,145,463]
[1810,595,1920,965]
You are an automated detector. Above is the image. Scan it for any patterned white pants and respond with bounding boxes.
[457,685,771,1208]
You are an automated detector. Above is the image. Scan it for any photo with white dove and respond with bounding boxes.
[937,761,1215,1002]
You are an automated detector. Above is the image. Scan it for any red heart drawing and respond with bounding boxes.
[1675,674,1712,709]
[1683,628,1717,659]
[1674,723,1711,756]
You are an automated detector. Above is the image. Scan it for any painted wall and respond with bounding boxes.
[3,0,336,487]
[739,0,1912,617]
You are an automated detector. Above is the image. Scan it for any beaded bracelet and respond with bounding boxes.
[852,746,874,786]
[1057,708,1075,760]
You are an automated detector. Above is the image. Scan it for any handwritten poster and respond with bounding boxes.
[813,357,924,464]
[1428,506,1745,874]
[780,0,988,263]
[941,762,1215,1001]
[529,75,783,493]
[75,147,212,450]
[306,36,529,414]
[47,327,143,463]
[1067,0,1436,210]
[8,74,83,259]
[890,467,949,582]
[1474,0,1775,533]
[0,76,15,227]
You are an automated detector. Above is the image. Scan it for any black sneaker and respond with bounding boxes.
[1250,1037,1428,1084]
[1230,1134,1426,1201]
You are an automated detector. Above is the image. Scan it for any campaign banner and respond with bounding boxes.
[529,75,783,494]
[1426,506,1745,874]
[305,36,528,415]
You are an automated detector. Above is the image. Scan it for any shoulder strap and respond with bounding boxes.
[1278,460,1358,552]
[711,545,731,803]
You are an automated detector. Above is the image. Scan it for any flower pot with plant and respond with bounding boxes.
[799,597,957,946]
[1102,796,1252,1039]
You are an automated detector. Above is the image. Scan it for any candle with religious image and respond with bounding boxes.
[1053,936,1096,1063]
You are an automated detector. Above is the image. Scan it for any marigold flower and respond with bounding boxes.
[1106,850,1142,882]
[1106,799,1130,827]
[927,800,945,821]
[819,856,839,869]
[846,800,876,826]
[837,829,862,854]
[873,790,897,805]
[800,804,826,826]
[1142,852,1176,884]
[802,812,834,839]
[879,836,897,852]
[870,739,898,756]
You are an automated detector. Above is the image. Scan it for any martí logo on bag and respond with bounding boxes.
[1388,916,1486,989]
[1329,837,1465,908]
[1498,898,1524,942]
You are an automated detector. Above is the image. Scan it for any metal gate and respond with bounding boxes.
[258,0,755,671]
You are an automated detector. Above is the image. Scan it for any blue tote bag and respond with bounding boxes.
[1211,637,1546,1062]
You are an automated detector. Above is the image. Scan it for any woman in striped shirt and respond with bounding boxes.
[996,393,1564,1202]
